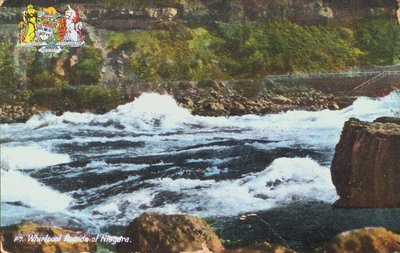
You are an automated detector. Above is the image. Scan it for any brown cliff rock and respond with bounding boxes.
[116,213,225,253]
[316,227,400,253]
[331,117,400,208]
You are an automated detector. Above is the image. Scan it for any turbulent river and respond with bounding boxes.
[1,92,400,248]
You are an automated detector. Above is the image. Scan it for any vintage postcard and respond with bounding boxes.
[1,1,399,253]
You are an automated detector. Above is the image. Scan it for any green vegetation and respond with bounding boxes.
[215,20,362,77]
[0,39,18,102]
[106,18,400,82]
[26,45,102,88]
[69,46,103,86]
[1,16,399,113]
[355,18,400,65]
[106,27,227,82]
[30,86,121,113]
[27,53,67,89]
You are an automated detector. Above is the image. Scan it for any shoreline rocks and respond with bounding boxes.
[0,82,346,124]
[116,213,225,253]
[127,80,345,117]
[1,215,399,253]
[0,222,96,253]
[0,103,40,124]
[316,227,400,253]
[331,117,400,208]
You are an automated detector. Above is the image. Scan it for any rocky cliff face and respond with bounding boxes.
[331,117,400,208]
[3,0,395,26]
[180,0,396,24]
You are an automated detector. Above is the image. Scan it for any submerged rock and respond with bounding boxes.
[331,117,400,208]
[316,227,400,253]
[0,222,96,253]
[116,213,225,253]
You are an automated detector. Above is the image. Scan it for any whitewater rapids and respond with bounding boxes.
[1,92,399,231]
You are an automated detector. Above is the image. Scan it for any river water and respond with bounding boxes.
[1,92,400,248]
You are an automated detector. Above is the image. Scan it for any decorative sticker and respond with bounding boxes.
[18,4,85,54]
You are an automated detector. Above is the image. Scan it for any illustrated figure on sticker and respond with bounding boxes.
[19,4,38,43]
[63,5,83,43]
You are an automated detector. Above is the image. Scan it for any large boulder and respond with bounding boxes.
[0,222,96,253]
[316,227,400,253]
[116,213,225,253]
[331,117,400,208]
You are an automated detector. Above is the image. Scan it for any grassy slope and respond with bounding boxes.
[105,18,400,82]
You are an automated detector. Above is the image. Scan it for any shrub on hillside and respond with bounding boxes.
[69,46,103,86]
[355,18,400,65]
[30,86,120,113]
[0,39,18,103]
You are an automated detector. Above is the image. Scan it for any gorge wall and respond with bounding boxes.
[183,0,396,24]
[1,0,398,27]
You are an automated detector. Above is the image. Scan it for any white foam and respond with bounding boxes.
[98,93,193,130]
[1,145,73,216]
[1,169,72,212]
[9,91,399,137]
[204,166,229,176]
[1,145,71,170]
[91,157,337,220]
[25,111,96,129]
[96,202,120,214]
[241,157,337,204]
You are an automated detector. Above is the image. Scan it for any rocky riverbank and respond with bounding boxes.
[0,103,41,124]
[2,214,399,253]
[1,74,398,124]
[0,82,344,124]
[126,79,344,116]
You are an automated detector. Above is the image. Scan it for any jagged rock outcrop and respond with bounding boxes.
[116,213,225,253]
[316,227,400,253]
[331,117,400,208]
[0,222,96,253]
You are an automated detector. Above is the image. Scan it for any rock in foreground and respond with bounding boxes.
[331,117,400,208]
[116,213,225,253]
[316,227,400,253]
[226,244,297,253]
[0,222,96,253]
